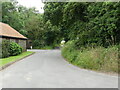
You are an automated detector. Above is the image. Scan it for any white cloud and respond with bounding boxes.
[17,0,44,13]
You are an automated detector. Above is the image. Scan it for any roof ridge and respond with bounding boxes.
[0,22,27,39]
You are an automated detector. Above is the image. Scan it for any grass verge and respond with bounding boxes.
[62,41,119,74]
[0,51,34,67]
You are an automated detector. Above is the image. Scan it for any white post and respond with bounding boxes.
[30,46,32,49]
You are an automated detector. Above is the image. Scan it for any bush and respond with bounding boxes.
[9,42,22,56]
[1,40,10,58]
[62,40,79,63]
[62,41,119,73]
[0,40,23,58]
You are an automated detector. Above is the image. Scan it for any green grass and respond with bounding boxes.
[33,46,53,50]
[0,51,34,67]
[62,41,119,73]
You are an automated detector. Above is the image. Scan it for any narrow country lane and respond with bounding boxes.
[0,50,118,88]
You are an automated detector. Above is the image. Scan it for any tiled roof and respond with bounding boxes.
[0,22,27,39]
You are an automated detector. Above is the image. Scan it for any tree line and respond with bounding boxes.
[1,1,120,49]
[44,2,120,49]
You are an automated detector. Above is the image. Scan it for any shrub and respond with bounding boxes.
[62,40,78,62]
[1,40,10,58]
[9,42,22,56]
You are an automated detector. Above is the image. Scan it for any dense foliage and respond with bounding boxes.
[9,42,22,56]
[0,40,22,58]
[2,1,120,48]
[1,40,10,58]
[44,2,120,48]
[62,41,119,73]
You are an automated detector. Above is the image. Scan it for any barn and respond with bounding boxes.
[0,22,27,51]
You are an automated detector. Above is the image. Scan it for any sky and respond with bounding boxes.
[17,0,45,13]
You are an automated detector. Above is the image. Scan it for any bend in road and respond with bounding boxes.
[0,50,118,88]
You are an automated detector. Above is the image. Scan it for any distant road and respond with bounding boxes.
[0,50,118,88]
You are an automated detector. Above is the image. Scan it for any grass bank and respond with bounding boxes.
[62,41,119,74]
[0,51,34,67]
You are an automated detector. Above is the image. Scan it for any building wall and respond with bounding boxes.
[18,39,27,51]
[10,38,16,42]
[27,40,32,49]
[0,38,2,44]
[1,37,27,52]
[0,38,2,58]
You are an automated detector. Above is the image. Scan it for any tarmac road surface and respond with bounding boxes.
[0,50,118,88]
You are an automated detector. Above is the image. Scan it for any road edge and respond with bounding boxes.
[0,52,35,71]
